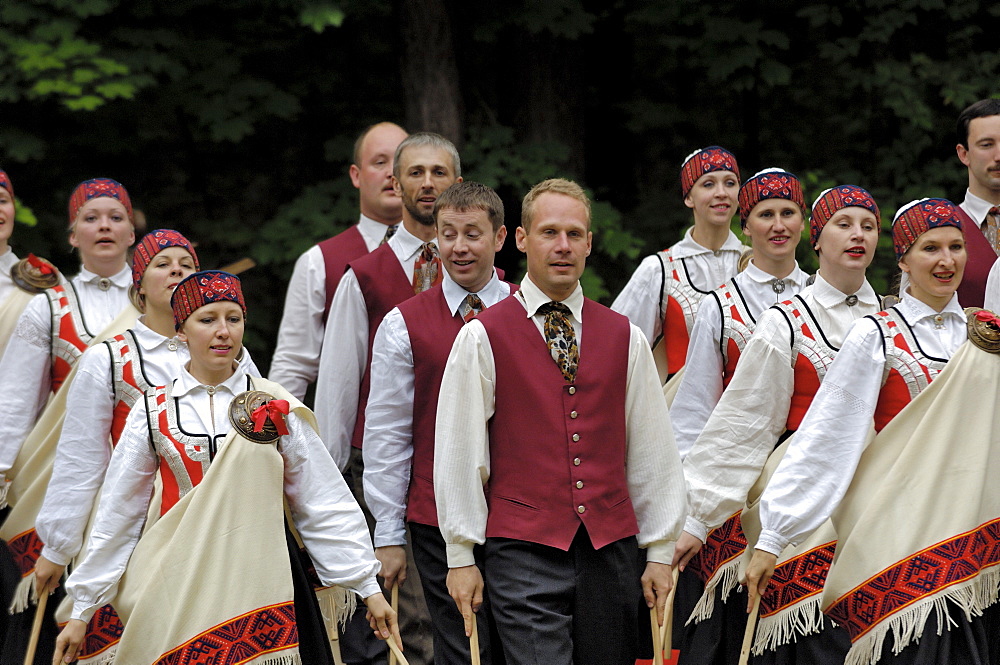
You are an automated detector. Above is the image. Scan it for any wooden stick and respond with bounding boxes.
[387,583,400,665]
[649,606,664,665]
[470,612,481,665]
[217,257,256,275]
[739,594,762,665]
[660,565,681,653]
[24,592,48,665]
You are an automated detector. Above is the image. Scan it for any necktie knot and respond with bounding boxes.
[461,293,484,322]
[421,242,438,261]
[412,242,442,293]
[984,208,1000,255]
[990,206,1000,216]
[380,224,398,246]
[539,301,578,383]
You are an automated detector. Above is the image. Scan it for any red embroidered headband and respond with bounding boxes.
[68,178,133,227]
[892,198,963,259]
[737,168,806,227]
[132,229,200,290]
[171,270,246,330]
[810,185,881,245]
[680,146,740,198]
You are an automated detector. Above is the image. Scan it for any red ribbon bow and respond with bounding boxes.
[250,399,290,436]
[975,310,1000,329]
[27,253,53,275]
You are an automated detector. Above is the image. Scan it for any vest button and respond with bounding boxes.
[572,433,580,442]
[577,505,586,514]
[570,410,578,419]
[573,457,581,466]
[568,386,576,394]
[576,480,583,489]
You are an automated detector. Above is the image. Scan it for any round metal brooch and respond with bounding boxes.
[965,307,1000,354]
[229,390,282,443]
[11,257,59,294]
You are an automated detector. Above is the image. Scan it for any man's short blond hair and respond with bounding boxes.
[521,178,591,231]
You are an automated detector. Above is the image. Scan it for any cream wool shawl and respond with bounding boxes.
[0,287,34,359]
[821,340,1000,665]
[1,303,140,612]
[112,377,351,665]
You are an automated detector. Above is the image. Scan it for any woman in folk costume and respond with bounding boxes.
[55,270,398,665]
[612,146,746,388]
[0,178,137,508]
[0,168,47,360]
[673,186,883,663]
[667,168,810,665]
[30,231,217,665]
[747,199,1000,664]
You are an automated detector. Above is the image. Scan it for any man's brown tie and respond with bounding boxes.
[538,301,579,383]
[460,294,484,323]
[412,242,442,294]
[987,206,1000,254]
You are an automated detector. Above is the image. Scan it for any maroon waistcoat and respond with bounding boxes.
[349,243,417,449]
[399,282,517,527]
[318,225,370,323]
[955,207,995,309]
[478,296,639,551]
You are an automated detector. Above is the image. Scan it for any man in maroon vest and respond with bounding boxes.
[364,181,512,664]
[954,99,1000,307]
[316,132,462,665]
[269,121,408,400]
[435,178,687,665]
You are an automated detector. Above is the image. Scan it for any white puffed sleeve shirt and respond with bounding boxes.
[682,275,879,542]
[756,293,966,556]
[268,215,390,399]
[669,261,809,459]
[66,367,381,622]
[611,229,745,344]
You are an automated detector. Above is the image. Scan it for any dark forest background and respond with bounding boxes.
[2,0,997,369]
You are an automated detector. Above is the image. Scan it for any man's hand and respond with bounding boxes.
[670,531,703,572]
[641,561,675,627]
[745,549,778,613]
[375,545,407,590]
[364,592,403,650]
[53,619,87,664]
[34,555,65,597]
[446,564,484,637]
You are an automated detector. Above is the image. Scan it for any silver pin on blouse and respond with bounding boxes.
[167,340,178,352]
[98,277,112,291]
[845,295,858,306]
[771,279,786,295]
[933,314,945,329]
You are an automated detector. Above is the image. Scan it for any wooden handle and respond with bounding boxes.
[24,592,48,665]
[738,594,761,665]
[660,565,681,653]
[649,606,664,665]
[470,612,481,665]
[387,584,400,665]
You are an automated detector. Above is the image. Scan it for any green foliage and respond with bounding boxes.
[14,200,38,227]
[299,4,345,32]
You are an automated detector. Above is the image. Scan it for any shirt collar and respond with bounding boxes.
[173,365,249,399]
[897,291,965,325]
[0,247,17,274]
[810,272,879,308]
[357,214,397,246]
[132,318,184,352]
[77,264,131,288]
[670,228,746,259]
[962,190,997,225]
[743,260,808,287]
[388,222,433,261]
[441,269,506,315]
[518,275,584,321]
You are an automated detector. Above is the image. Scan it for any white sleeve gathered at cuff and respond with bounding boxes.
[624,324,685,564]
[434,322,494,569]
[758,318,884,554]
[684,517,709,544]
[683,309,795,532]
[314,269,368,469]
[611,255,663,345]
[280,412,381,598]
[669,295,725,459]
[37,345,116,565]
[268,247,326,400]
[363,308,415,549]
[67,401,157,622]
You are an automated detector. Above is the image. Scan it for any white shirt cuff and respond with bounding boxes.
[684,517,708,544]
[40,545,72,567]
[373,519,408,548]
[755,529,789,556]
[644,540,675,565]
[356,578,383,600]
[446,542,477,568]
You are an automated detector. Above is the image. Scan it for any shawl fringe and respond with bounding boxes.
[842,563,1000,665]
[752,595,830,655]
[240,653,301,665]
[317,585,356,637]
[76,646,117,665]
[686,555,743,624]
[8,571,36,614]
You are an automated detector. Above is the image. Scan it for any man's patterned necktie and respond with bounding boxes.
[987,207,1000,254]
[412,242,442,294]
[538,301,579,383]
[380,224,398,246]
[460,293,484,323]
